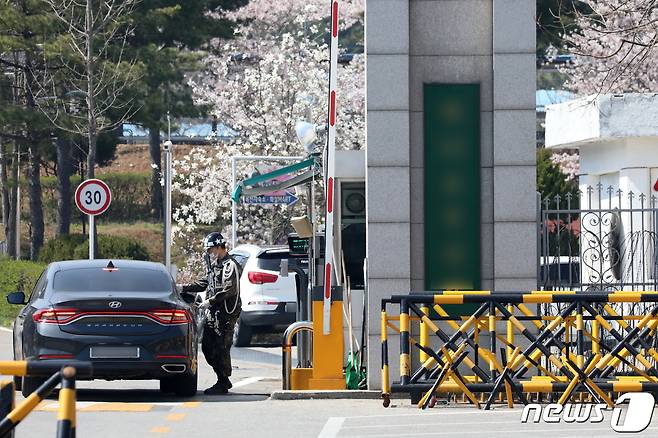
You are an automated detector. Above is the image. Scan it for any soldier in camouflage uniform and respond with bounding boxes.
[182,232,242,395]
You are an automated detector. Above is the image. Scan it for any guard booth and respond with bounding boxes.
[286,149,366,390]
[334,150,366,365]
[232,150,366,389]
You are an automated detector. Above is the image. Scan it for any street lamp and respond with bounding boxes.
[163,140,173,273]
[295,121,318,154]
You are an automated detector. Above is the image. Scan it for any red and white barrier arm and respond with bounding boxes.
[323,0,340,335]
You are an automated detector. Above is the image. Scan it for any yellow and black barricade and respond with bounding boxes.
[0,361,90,438]
[381,291,658,409]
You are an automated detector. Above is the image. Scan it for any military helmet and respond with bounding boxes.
[203,232,226,250]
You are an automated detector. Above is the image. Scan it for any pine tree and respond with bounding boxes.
[127,0,245,219]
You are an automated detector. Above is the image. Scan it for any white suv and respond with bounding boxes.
[230,245,307,346]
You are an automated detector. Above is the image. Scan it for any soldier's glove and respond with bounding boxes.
[199,298,211,311]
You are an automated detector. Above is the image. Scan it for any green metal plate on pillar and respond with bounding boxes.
[424,84,481,316]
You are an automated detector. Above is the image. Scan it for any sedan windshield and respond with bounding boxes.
[53,268,172,293]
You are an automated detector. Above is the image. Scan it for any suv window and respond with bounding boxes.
[257,252,308,272]
[53,268,172,293]
[230,252,249,269]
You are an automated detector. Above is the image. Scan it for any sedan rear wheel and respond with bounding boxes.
[171,371,198,397]
[159,377,175,394]
[13,376,22,392]
[21,376,46,398]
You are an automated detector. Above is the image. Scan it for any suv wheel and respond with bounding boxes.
[233,319,252,347]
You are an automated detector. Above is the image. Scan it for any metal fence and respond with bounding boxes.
[538,185,658,292]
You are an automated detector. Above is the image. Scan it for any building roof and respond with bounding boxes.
[536,89,575,113]
[545,93,658,149]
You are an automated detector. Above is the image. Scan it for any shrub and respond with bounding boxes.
[40,172,171,223]
[38,234,87,263]
[71,234,151,261]
[0,258,46,327]
[39,234,150,263]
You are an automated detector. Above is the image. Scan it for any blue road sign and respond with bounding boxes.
[242,192,298,206]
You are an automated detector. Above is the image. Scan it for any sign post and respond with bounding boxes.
[75,179,112,260]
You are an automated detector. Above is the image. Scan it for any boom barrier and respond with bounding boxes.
[0,361,92,438]
[381,291,658,409]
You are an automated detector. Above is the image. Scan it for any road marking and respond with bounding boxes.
[232,376,266,388]
[318,417,345,438]
[83,402,154,412]
[0,327,12,333]
[182,401,201,408]
[37,402,155,412]
[342,420,521,429]
[342,410,522,419]
[166,413,186,422]
[346,426,658,438]
[150,426,170,434]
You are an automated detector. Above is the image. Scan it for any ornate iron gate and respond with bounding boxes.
[538,185,658,291]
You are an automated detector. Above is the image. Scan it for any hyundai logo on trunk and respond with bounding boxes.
[108,301,122,309]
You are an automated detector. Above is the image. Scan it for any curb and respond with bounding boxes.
[270,390,385,400]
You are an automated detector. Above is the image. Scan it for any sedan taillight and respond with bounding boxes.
[248,271,278,284]
[149,309,191,324]
[33,308,78,324]
[32,308,191,325]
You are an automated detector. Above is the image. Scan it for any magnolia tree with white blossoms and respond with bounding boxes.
[172,0,364,276]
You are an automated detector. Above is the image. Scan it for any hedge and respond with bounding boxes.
[39,234,150,263]
[0,258,46,327]
[40,172,152,223]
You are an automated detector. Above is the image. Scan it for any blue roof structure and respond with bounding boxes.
[121,121,236,144]
[536,90,575,112]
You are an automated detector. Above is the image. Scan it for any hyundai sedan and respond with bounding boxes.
[7,259,198,397]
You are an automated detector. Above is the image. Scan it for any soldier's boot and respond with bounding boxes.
[221,376,232,389]
[204,381,228,395]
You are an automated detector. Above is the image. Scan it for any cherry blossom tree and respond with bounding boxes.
[562,0,658,94]
[550,151,580,181]
[172,0,364,275]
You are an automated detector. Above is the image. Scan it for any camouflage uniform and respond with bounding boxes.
[183,253,242,379]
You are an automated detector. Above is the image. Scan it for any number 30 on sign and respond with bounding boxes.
[75,179,112,216]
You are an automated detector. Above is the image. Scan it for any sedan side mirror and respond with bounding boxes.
[6,291,26,305]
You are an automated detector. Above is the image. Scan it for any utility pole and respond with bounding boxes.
[15,149,20,260]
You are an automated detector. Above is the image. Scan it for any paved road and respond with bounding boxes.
[2,328,658,437]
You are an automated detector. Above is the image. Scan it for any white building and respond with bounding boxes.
[545,93,658,291]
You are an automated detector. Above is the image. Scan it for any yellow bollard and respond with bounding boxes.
[419,305,429,364]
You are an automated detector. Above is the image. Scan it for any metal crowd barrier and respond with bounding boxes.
[381,291,658,409]
[0,360,92,438]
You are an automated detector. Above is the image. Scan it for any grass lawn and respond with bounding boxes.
[0,258,46,327]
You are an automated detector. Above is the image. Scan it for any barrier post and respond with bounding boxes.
[0,370,61,435]
[399,299,411,386]
[489,302,496,379]
[56,367,76,438]
[419,305,429,365]
[576,303,584,369]
[506,305,514,364]
[0,380,14,438]
[381,305,391,407]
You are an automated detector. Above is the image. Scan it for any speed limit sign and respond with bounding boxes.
[75,179,111,216]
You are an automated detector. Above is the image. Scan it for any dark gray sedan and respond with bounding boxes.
[7,259,198,397]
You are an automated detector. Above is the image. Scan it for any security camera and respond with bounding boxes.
[163,140,173,151]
